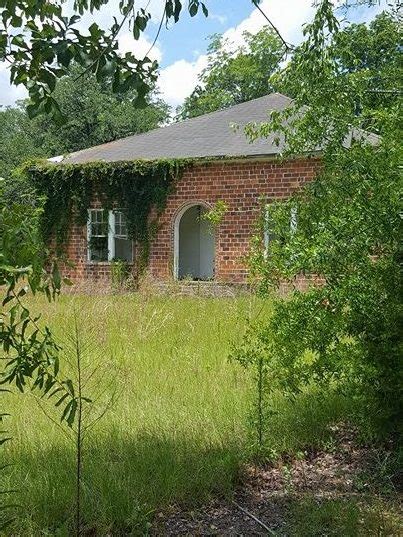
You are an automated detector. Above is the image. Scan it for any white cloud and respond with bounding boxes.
[210,12,228,25]
[146,0,167,24]
[222,0,389,50]
[222,0,315,50]
[158,54,208,108]
[118,33,162,63]
[0,63,27,107]
[157,0,315,108]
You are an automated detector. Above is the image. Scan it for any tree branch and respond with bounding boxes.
[231,500,277,535]
[252,0,294,51]
[73,9,132,83]
[142,2,167,60]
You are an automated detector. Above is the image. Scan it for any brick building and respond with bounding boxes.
[55,93,321,284]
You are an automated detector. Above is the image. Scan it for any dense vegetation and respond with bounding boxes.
[1,1,401,534]
[26,158,188,269]
[178,26,283,119]
[4,294,400,534]
[0,69,169,183]
[235,4,402,445]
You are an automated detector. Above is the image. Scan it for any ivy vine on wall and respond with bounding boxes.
[25,158,191,269]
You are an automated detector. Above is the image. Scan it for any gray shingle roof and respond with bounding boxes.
[58,92,380,164]
[61,93,293,164]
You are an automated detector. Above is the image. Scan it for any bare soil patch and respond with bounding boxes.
[151,426,402,535]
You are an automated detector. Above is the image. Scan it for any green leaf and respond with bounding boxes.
[26,101,41,119]
[189,1,198,17]
[55,393,69,407]
[2,295,14,307]
[39,69,57,92]
[60,400,73,424]
[66,399,77,427]
[63,379,75,397]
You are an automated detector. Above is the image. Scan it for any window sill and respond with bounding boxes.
[86,261,134,265]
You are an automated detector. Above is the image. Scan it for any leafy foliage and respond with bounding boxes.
[111,259,132,289]
[201,200,228,228]
[0,197,78,425]
[235,2,402,439]
[30,67,170,157]
[25,158,189,269]
[0,0,210,119]
[178,26,284,119]
[0,67,169,199]
[274,11,401,135]
[0,107,46,183]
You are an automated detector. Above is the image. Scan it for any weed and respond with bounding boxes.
[3,294,394,534]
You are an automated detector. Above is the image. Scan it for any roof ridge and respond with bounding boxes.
[169,92,292,126]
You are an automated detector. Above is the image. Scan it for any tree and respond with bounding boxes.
[32,67,169,156]
[330,11,401,132]
[0,0,210,119]
[0,106,46,181]
[235,2,402,439]
[0,69,169,207]
[178,26,284,119]
[0,188,77,420]
[276,11,401,134]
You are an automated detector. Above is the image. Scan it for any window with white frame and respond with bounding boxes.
[112,210,133,261]
[88,209,109,261]
[87,209,133,262]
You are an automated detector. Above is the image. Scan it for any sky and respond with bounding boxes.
[0,0,387,110]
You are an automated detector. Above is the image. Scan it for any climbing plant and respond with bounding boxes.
[24,159,191,269]
[201,200,228,229]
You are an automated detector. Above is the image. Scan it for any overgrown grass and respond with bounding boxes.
[3,294,392,535]
[286,497,402,536]
[5,295,255,534]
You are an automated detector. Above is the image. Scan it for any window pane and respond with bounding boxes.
[90,210,108,236]
[114,210,128,237]
[89,236,108,261]
[91,223,108,236]
[114,237,132,262]
[88,209,108,261]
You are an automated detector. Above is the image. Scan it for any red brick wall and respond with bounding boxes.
[62,157,320,284]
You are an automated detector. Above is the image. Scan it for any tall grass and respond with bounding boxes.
[4,294,352,535]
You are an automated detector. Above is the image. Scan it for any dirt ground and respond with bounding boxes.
[151,426,402,536]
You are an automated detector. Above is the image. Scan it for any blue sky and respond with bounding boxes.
[157,2,253,66]
[0,0,387,109]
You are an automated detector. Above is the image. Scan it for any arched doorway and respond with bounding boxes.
[174,204,215,280]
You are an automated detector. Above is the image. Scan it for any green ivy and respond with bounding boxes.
[24,158,191,269]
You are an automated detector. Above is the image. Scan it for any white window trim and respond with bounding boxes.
[108,210,115,260]
[87,209,133,263]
